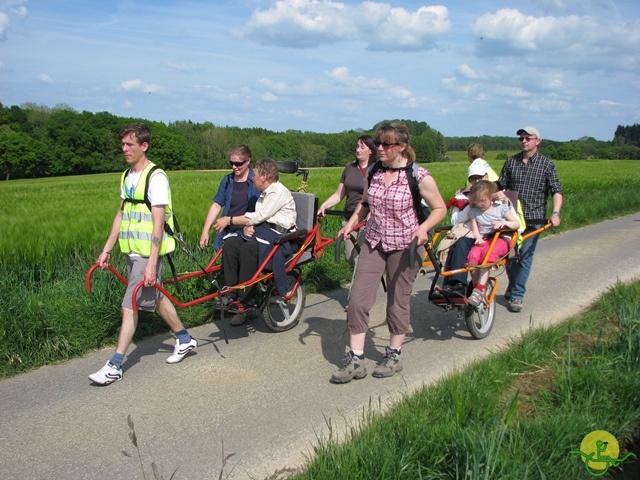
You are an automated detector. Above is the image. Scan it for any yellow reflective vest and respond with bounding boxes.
[118,163,176,256]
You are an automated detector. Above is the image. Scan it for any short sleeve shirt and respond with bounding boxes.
[340,162,369,217]
[121,169,170,207]
[468,203,510,236]
[365,165,430,252]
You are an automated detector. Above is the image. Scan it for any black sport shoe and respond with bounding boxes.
[443,282,466,297]
[228,301,257,326]
[330,351,367,384]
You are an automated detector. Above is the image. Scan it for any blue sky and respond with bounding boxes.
[1,0,638,141]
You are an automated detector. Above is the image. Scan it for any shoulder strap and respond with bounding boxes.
[121,165,161,212]
[368,161,425,222]
[142,165,161,212]
[406,163,427,222]
[366,161,382,187]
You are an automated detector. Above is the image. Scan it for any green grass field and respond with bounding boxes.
[2,158,639,267]
[1,158,640,378]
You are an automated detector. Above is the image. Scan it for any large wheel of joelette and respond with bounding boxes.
[465,278,496,339]
[262,273,306,332]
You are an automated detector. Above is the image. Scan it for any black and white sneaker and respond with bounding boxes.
[89,361,123,385]
[166,338,198,364]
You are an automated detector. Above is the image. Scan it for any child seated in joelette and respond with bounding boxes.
[466,180,521,307]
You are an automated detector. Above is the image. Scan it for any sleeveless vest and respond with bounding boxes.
[118,163,176,256]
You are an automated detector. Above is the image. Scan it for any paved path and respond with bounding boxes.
[2,214,640,480]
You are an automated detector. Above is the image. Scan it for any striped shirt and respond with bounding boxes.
[498,152,563,224]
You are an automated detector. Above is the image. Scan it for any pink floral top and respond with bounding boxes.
[365,165,430,252]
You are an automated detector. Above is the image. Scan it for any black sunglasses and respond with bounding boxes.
[229,159,248,167]
[374,140,400,149]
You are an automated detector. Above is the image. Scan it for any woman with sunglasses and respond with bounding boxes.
[199,145,262,251]
[331,122,447,384]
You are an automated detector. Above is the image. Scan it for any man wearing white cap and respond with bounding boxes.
[498,126,563,312]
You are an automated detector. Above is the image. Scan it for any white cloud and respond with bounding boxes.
[257,78,290,94]
[256,76,324,96]
[470,8,640,72]
[494,84,530,99]
[165,62,191,72]
[327,66,388,89]
[235,0,356,48]
[457,64,480,80]
[286,108,312,118]
[0,2,27,40]
[326,66,415,100]
[235,0,450,51]
[0,12,10,39]
[11,5,27,19]
[120,79,163,94]
[521,96,571,113]
[259,92,278,102]
[360,3,451,51]
[38,73,52,83]
[596,99,622,106]
[390,86,413,99]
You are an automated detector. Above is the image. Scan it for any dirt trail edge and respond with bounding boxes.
[1,214,639,480]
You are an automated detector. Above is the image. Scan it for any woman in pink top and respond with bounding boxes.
[331,122,446,384]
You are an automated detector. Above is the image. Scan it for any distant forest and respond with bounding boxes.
[1,102,638,181]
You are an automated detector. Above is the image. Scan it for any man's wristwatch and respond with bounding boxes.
[229,216,234,225]
[552,210,560,217]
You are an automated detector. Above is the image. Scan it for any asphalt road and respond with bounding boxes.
[1,213,639,480]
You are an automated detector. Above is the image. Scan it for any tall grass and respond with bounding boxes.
[2,160,639,267]
[293,281,640,479]
[1,159,639,377]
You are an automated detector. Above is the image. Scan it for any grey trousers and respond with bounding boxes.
[347,240,423,335]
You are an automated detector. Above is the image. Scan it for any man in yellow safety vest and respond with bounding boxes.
[89,122,197,385]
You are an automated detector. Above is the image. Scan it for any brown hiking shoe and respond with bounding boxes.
[330,351,367,384]
[372,347,403,378]
[508,298,523,313]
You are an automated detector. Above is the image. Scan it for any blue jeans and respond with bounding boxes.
[444,237,475,286]
[506,224,542,300]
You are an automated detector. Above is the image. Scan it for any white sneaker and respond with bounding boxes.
[89,361,123,385]
[467,288,484,307]
[166,338,198,364]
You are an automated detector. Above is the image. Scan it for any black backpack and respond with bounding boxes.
[366,161,430,223]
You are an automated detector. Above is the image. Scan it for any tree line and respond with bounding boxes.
[1,102,637,181]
